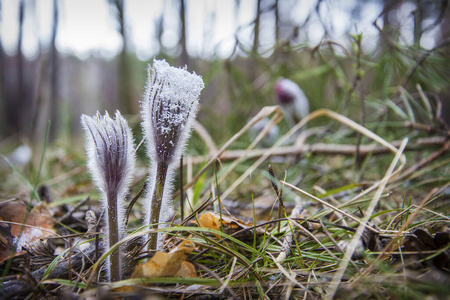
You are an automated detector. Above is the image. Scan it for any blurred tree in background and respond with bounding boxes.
[0,0,448,145]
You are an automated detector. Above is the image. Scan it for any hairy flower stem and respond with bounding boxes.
[148,162,168,251]
[107,191,120,282]
[81,111,135,281]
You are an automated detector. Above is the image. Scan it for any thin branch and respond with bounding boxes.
[185,136,445,165]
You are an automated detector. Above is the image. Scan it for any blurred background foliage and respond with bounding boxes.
[0,0,449,158]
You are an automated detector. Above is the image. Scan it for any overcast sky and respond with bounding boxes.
[0,0,440,60]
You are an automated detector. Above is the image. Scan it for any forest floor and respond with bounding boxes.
[0,104,449,299]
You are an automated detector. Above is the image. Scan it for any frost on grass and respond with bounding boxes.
[141,59,205,165]
[141,59,204,250]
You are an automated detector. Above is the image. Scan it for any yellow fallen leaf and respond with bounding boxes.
[196,212,262,239]
[197,212,222,239]
[176,261,197,278]
[132,240,196,279]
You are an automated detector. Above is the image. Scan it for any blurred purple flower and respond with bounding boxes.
[275,78,309,126]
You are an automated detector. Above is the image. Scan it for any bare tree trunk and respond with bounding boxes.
[274,0,279,43]
[114,0,133,114]
[439,0,450,41]
[381,0,401,51]
[413,0,423,48]
[0,0,4,136]
[249,0,261,81]
[253,0,261,55]
[179,0,188,66]
[49,0,59,141]
[13,0,25,135]
[156,15,164,55]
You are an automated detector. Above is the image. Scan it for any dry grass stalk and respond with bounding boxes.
[325,138,408,299]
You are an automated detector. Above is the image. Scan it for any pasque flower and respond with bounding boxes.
[81,110,135,281]
[141,59,204,251]
[274,77,309,126]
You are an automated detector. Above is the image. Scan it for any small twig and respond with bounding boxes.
[184,136,446,165]
[180,156,184,220]
[268,164,285,233]
[56,196,90,223]
[125,182,147,226]
[404,121,450,137]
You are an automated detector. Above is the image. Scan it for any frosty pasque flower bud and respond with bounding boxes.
[81,110,135,281]
[141,59,204,251]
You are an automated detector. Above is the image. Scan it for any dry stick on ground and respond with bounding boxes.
[185,136,445,165]
[0,230,103,299]
[56,196,90,223]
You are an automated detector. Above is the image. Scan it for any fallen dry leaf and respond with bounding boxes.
[0,200,56,264]
[132,240,196,279]
[196,211,264,240]
[197,212,222,239]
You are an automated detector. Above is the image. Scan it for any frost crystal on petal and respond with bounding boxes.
[141,59,205,165]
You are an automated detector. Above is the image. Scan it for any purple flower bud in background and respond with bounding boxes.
[141,59,204,251]
[81,110,135,281]
[275,78,310,126]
